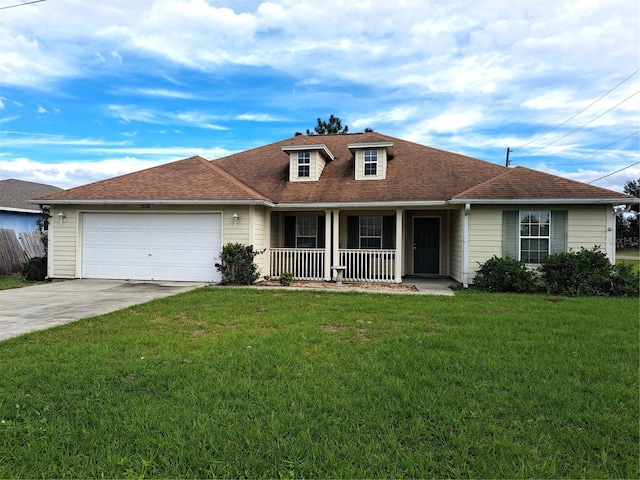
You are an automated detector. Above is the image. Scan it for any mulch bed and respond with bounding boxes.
[256,280,418,292]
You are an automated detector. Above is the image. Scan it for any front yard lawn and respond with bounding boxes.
[0,288,637,478]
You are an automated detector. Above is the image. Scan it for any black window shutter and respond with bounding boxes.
[284,216,296,248]
[550,210,568,253]
[347,216,359,249]
[317,216,326,248]
[502,210,518,259]
[382,215,395,249]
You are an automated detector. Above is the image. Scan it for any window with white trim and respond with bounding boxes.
[363,149,378,176]
[296,216,317,248]
[520,210,550,263]
[297,151,310,178]
[359,215,382,249]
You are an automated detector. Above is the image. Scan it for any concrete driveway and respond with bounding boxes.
[0,279,205,342]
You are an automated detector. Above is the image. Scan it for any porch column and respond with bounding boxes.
[395,208,403,283]
[324,209,332,280]
[332,209,340,280]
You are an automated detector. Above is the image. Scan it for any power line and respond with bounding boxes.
[516,68,640,151]
[524,89,640,156]
[588,162,640,185]
[0,0,46,10]
[552,130,640,168]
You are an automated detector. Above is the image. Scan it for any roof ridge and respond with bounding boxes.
[199,157,271,202]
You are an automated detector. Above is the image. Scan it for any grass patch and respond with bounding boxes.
[0,288,637,478]
[618,258,639,273]
[0,275,42,290]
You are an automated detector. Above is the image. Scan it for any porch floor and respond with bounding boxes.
[402,277,455,296]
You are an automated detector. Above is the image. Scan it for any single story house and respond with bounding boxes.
[34,132,632,286]
[1,179,62,235]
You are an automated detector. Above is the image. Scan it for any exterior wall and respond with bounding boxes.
[48,206,78,279]
[466,204,615,283]
[48,204,265,280]
[354,148,387,181]
[467,206,503,282]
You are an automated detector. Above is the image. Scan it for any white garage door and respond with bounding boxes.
[82,213,221,282]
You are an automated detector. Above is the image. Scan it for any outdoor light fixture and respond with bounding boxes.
[232,213,239,225]
[58,212,65,223]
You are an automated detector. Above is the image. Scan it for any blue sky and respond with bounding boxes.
[0,0,638,193]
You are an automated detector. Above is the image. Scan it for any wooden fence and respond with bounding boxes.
[0,229,27,276]
[19,231,45,258]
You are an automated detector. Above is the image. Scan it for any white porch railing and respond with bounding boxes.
[270,248,325,281]
[339,249,396,283]
[269,248,397,283]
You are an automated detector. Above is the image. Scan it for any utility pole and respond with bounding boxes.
[505,148,512,167]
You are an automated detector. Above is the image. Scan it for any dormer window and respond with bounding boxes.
[363,149,378,176]
[298,152,310,178]
[282,144,335,182]
[348,141,394,181]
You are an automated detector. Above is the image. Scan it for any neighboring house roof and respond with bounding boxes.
[35,133,632,205]
[1,179,62,213]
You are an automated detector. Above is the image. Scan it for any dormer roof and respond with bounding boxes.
[347,141,395,159]
[281,143,335,161]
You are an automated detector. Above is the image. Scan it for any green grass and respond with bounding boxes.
[0,275,41,290]
[0,288,637,478]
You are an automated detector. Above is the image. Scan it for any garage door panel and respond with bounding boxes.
[82,213,221,282]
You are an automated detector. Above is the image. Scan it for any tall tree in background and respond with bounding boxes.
[616,177,640,248]
[295,115,349,135]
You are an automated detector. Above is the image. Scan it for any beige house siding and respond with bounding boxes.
[568,205,613,257]
[467,206,503,282]
[48,205,78,279]
[466,204,616,283]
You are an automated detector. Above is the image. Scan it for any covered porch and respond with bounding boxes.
[266,207,461,284]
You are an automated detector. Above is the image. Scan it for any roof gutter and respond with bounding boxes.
[1,206,42,214]
[30,199,276,207]
[273,200,448,210]
[447,198,631,205]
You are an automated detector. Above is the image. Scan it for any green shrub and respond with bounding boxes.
[279,271,293,286]
[22,256,47,282]
[539,246,638,297]
[215,243,263,285]
[540,247,611,296]
[610,262,640,297]
[473,256,538,293]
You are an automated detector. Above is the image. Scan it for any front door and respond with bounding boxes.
[414,218,439,274]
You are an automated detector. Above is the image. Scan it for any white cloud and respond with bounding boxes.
[0,144,235,189]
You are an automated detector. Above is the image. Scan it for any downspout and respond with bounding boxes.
[463,203,470,288]
[611,206,617,264]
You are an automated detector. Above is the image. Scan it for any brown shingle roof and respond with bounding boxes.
[37,156,269,202]
[37,133,631,204]
[213,132,509,203]
[453,166,631,200]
